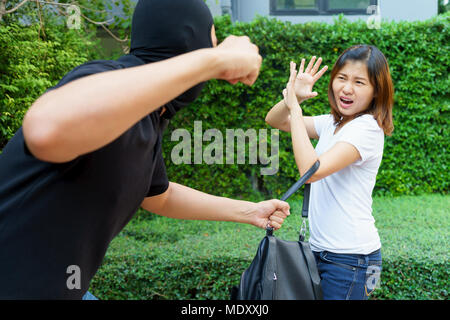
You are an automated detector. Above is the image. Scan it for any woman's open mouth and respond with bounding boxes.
[339,96,354,109]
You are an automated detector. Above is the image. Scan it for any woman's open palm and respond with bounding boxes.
[293,56,328,102]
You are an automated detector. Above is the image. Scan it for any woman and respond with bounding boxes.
[265,45,394,300]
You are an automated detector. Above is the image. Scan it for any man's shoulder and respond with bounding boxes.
[46,59,122,92]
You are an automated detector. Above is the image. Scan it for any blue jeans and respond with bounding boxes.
[313,249,382,300]
[81,291,98,300]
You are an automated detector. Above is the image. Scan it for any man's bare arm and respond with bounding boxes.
[141,182,290,230]
[23,36,262,163]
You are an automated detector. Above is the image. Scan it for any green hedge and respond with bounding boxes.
[90,194,449,300]
[162,14,450,199]
[0,21,99,150]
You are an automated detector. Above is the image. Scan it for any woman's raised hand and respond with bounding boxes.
[292,56,328,103]
[282,61,301,111]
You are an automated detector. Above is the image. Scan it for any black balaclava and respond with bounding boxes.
[125,0,214,119]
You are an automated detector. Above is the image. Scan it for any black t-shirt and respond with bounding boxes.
[0,56,169,299]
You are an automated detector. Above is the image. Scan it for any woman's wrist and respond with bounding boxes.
[289,104,303,116]
[283,99,302,113]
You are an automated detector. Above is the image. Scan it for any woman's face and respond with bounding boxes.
[332,60,375,119]
[211,24,217,47]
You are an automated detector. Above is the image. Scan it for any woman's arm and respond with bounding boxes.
[265,100,291,132]
[23,35,262,163]
[265,100,318,138]
[289,108,359,181]
[141,182,290,230]
[285,60,360,181]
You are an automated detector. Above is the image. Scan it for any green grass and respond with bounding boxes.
[373,194,449,261]
[90,194,449,300]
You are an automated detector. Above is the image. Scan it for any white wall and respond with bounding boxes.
[380,0,438,22]
[205,0,222,17]
[223,0,438,23]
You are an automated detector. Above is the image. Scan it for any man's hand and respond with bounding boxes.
[244,199,291,230]
[213,35,262,86]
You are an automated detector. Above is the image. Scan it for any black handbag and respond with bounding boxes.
[231,160,322,300]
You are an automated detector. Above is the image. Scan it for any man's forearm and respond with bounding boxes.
[152,182,256,224]
[23,48,220,163]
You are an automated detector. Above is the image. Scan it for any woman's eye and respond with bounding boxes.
[356,81,364,85]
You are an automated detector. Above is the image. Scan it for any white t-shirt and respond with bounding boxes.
[309,114,384,254]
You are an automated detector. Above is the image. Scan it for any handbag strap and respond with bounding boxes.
[280,160,320,202]
[266,160,320,236]
[301,183,311,218]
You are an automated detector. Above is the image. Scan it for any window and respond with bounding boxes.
[271,0,378,15]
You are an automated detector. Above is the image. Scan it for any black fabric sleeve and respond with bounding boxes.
[45,60,119,92]
[146,147,169,197]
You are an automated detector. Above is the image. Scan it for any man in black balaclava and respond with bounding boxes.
[0,0,290,299]
[129,0,216,119]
